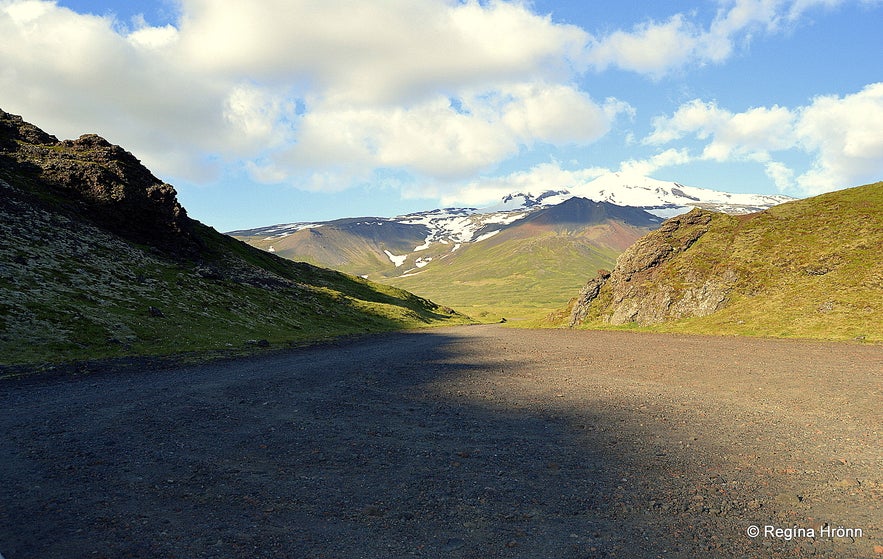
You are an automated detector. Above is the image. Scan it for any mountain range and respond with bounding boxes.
[231,176,792,319]
[0,109,468,368]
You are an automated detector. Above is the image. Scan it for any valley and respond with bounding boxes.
[232,177,791,322]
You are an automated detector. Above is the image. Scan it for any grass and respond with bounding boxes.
[0,180,471,368]
[564,182,883,342]
[384,227,625,322]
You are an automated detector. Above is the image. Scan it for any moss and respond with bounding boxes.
[0,184,471,368]
[566,182,883,342]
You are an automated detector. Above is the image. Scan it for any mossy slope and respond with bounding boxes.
[0,110,469,367]
[562,182,882,341]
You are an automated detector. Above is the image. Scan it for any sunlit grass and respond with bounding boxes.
[560,182,883,342]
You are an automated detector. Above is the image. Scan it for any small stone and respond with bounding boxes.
[442,538,466,552]
[362,505,384,517]
[148,306,165,318]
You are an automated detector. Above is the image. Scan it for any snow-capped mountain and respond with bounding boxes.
[488,173,793,216]
[229,176,795,316]
[229,174,793,270]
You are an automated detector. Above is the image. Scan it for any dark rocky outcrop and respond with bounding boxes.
[568,269,610,327]
[569,208,737,326]
[0,109,196,255]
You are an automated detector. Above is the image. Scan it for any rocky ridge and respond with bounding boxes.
[0,109,194,254]
[569,208,731,326]
[0,108,467,367]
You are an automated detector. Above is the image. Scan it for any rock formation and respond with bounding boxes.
[0,109,195,254]
[569,208,738,326]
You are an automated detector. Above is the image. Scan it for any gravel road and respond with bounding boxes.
[1,325,881,558]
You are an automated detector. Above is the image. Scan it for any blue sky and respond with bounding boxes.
[1,0,881,231]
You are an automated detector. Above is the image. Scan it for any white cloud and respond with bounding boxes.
[581,0,869,78]
[440,162,610,207]
[126,22,177,50]
[645,100,730,144]
[0,0,618,189]
[176,0,591,104]
[795,82,883,192]
[586,15,701,78]
[0,0,876,201]
[764,160,795,190]
[619,148,694,177]
[644,82,883,193]
[254,83,628,187]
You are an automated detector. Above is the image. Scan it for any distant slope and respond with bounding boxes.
[387,198,660,319]
[234,218,431,273]
[562,182,883,341]
[0,109,468,368]
[232,175,792,320]
[234,198,663,320]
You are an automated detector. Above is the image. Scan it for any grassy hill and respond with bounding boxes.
[234,218,430,274]
[388,202,655,322]
[0,109,469,369]
[234,198,659,322]
[561,182,883,342]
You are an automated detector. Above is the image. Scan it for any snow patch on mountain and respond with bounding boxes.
[474,230,502,242]
[483,173,792,215]
[384,250,407,267]
[231,174,794,273]
[255,223,324,240]
[571,173,792,211]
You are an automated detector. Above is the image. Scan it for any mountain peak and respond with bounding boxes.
[571,172,794,213]
[501,189,571,207]
[484,173,793,217]
[519,197,663,229]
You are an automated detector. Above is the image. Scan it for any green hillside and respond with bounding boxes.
[236,218,429,273]
[388,209,654,322]
[385,198,659,325]
[233,198,659,322]
[563,182,883,341]
[0,109,469,369]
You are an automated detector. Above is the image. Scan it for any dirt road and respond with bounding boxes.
[1,325,881,558]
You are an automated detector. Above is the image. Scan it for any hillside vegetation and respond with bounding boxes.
[561,182,882,341]
[388,202,654,321]
[235,198,659,322]
[0,109,469,368]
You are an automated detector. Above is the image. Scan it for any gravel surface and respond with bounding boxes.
[1,325,881,558]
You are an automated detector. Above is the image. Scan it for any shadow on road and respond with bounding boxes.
[1,326,879,558]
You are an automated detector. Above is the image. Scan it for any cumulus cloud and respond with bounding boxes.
[795,82,883,192]
[176,0,592,104]
[618,149,694,177]
[439,162,610,207]
[0,0,613,188]
[0,0,876,200]
[582,0,866,78]
[644,82,883,193]
[586,15,703,78]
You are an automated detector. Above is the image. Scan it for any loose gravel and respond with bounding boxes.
[1,325,881,558]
